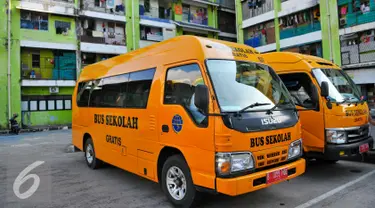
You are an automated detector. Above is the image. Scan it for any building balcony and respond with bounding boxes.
[81,31,126,46]
[16,0,76,16]
[340,11,375,28]
[341,42,375,68]
[280,21,321,39]
[81,0,125,15]
[245,22,321,48]
[21,68,76,87]
[21,50,77,87]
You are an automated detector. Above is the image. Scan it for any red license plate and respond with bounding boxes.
[266,168,288,184]
[359,143,369,153]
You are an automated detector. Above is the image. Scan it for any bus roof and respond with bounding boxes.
[261,52,340,71]
[78,35,263,82]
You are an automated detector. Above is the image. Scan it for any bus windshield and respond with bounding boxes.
[312,68,361,103]
[206,60,293,112]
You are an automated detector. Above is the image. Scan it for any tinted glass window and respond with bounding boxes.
[164,64,207,126]
[126,69,155,108]
[77,81,92,107]
[100,74,129,107]
[279,73,316,108]
[88,80,102,107]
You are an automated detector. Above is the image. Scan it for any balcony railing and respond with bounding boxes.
[244,21,321,48]
[21,56,76,80]
[139,5,172,20]
[280,21,321,39]
[82,0,125,15]
[81,31,126,45]
[341,41,375,66]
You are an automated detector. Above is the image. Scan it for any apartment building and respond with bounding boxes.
[237,0,375,108]
[0,0,236,129]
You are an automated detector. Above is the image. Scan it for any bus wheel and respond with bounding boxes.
[161,155,196,207]
[84,137,102,169]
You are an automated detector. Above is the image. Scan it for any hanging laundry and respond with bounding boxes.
[294,14,298,24]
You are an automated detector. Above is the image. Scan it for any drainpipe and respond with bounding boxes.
[7,0,12,127]
[132,0,136,50]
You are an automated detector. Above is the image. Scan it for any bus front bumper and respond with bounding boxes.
[216,158,305,196]
[325,136,374,160]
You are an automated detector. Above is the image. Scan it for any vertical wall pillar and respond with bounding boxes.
[320,0,341,65]
[126,0,140,51]
[173,0,183,36]
[274,0,281,51]
[75,0,81,76]
[10,0,21,128]
[0,0,9,128]
[235,0,244,44]
[208,3,218,38]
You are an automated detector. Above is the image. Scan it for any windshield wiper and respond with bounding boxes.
[337,97,352,106]
[237,102,271,114]
[266,101,293,114]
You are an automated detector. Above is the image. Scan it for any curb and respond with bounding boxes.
[0,126,71,135]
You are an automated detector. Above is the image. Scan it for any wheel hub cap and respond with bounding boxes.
[166,166,187,201]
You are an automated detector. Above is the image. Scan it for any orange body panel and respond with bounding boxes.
[72,36,305,196]
[262,52,370,155]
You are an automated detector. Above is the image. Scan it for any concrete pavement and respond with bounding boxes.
[0,130,374,208]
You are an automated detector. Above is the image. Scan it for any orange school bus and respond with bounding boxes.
[72,36,305,207]
[262,52,374,163]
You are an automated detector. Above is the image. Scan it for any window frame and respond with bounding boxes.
[21,95,73,112]
[76,68,156,109]
[278,71,321,111]
[163,62,209,128]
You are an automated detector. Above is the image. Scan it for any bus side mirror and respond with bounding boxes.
[320,81,329,98]
[194,85,209,114]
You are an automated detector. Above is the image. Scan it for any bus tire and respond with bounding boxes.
[161,155,196,207]
[84,137,102,169]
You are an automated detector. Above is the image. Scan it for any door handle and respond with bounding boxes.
[162,125,169,133]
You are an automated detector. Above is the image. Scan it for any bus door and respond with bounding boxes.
[278,72,325,152]
[158,62,215,185]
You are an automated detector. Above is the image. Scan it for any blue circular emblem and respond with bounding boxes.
[172,115,183,133]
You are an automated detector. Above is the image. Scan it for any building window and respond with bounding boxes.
[164,64,207,126]
[55,21,71,35]
[182,4,208,25]
[140,26,163,41]
[20,11,48,31]
[144,0,150,12]
[32,54,40,68]
[39,100,46,110]
[22,101,29,111]
[30,101,38,111]
[22,96,73,112]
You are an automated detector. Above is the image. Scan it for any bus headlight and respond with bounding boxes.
[216,152,254,176]
[326,130,347,144]
[288,139,302,160]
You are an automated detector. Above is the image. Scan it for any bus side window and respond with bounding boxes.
[126,68,156,108]
[279,73,316,109]
[77,81,91,107]
[164,64,207,127]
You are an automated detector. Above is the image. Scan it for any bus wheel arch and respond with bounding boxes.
[83,133,92,152]
[157,146,186,183]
